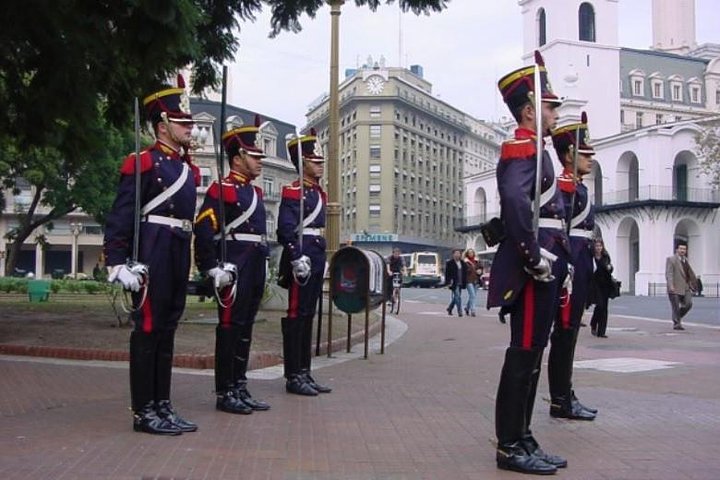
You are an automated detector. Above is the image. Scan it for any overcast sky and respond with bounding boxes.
[226,0,720,127]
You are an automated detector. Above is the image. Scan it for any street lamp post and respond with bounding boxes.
[70,222,83,279]
[326,0,344,258]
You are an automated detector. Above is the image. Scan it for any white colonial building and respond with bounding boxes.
[463,0,720,295]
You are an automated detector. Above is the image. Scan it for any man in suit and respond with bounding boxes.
[665,240,697,330]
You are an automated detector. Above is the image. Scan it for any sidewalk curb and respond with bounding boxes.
[0,314,383,369]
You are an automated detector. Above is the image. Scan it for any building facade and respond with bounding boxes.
[463,0,720,295]
[305,59,503,256]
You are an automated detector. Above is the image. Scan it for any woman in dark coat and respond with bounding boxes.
[588,239,614,337]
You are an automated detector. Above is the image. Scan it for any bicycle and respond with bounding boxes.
[389,272,402,315]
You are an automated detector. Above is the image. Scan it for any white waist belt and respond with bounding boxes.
[303,228,323,236]
[538,218,564,230]
[225,233,264,242]
[569,229,594,239]
[143,215,192,232]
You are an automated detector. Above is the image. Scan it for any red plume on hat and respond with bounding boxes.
[176,74,186,88]
[254,114,261,127]
[581,111,588,124]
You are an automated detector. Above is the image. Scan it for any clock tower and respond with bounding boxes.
[518,0,621,138]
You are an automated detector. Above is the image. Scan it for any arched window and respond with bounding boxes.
[538,8,547,47]
[579,2,596,42]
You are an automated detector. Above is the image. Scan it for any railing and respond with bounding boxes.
[602,186,720,206]
[647,282,719,298]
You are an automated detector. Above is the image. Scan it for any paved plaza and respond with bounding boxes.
[1,297,719,479]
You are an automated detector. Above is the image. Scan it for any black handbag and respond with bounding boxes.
[609,279,621,299]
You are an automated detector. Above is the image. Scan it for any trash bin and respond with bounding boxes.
[28,280,51,302]
[329,246,386,314]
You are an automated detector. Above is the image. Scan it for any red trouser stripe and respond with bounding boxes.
[522,281,535,350]
[561,291,571,329]
[220,288,232,327]
[287,280,300,320]
[141,289,153,333]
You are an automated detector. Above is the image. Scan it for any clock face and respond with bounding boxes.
[366,75,385,95]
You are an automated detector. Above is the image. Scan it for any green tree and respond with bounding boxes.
[1,0,448,275]
[695,119,720,189]
[1,108,133,275]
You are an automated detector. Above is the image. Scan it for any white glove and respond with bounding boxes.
[524,257,553,283]
[108,264,144,292]
[207,264,236,289]
[291,255,311,279]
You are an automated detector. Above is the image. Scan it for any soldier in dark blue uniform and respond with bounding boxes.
[488,51,571,475]
[547,112,598,421]
[277,130,332,396]
[104,75,199,435]
[194,116,271,415]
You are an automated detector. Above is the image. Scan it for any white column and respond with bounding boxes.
[34,242,43,278]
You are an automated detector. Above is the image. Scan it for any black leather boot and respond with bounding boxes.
[286,373,318,396]
[572,390,597,414]
[523,350,567,469]
[547,327,573,407]
[129,331,180,435]
[301,370,332,393]
[550,395,595,420]
[133,401,182,435]
[233,325,270,411]
[215,326,252,415]
[300,316,331,393]
[549,328,595,420]
[283,318,317,395]
[495,347,557,475]
[156,400,198,432]
[154,330,198,432]
[566,328,598,415]
[521,432,567,469]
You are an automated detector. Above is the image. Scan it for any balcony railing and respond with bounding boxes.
[600,186,720,207]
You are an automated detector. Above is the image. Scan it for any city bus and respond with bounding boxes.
[401,251,444,288]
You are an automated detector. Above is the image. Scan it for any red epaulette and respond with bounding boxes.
[557,176,576,193]
[281,183,302,200]
[500,139,536,161]
[188,162,201,187]
[207,181,238,203]
[254,185,264,200]
[119,150,153,174]
[320,189,328,203]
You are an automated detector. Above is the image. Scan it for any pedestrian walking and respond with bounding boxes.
[444,249,467,316]
[463,249,481,316]
[665,240,697,330]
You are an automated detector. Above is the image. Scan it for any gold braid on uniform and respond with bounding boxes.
[196,208,218,232]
